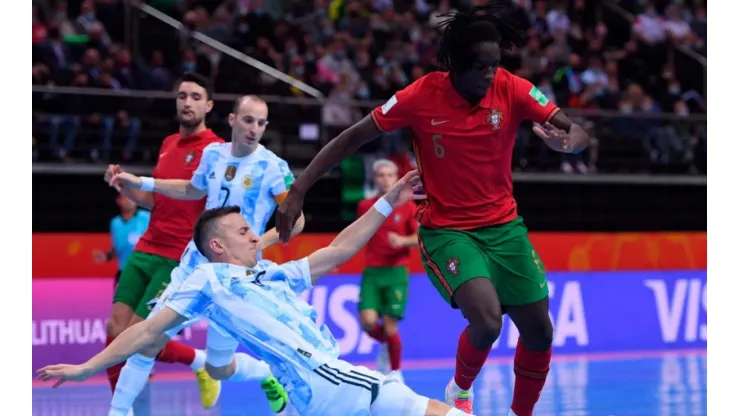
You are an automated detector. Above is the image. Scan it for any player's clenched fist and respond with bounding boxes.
[276,190,304,244]
[104,164,122,185]
[109,172,143,190]
[37,363,94,388]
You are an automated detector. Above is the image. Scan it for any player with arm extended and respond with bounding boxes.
[106,95,302,415]
[39,171,476,416]
[100,72,224,409]
[275,4,590,415]
[357,159,419,379]
[92,194,150,288]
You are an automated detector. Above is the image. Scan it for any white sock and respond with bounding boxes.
[227,353,272,382]
[190,349,206,371]
[109,354,155,416]
[507,410,518,416]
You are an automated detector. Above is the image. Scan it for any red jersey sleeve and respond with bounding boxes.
[511,75,560,125]
[370,78,426,133]
[357,199,372,218]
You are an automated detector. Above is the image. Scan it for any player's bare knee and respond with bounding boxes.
[359,310,378,332]
[465,307,502,348]
[519,314,554,350]
[107,302,135,336]
[382,317,399,337]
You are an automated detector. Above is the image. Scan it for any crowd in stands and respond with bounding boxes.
[32,0,706,174]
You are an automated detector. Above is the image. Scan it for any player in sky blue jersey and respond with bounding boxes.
[93,194,151,285]
[107,95,304,415]
[39,171,475,416]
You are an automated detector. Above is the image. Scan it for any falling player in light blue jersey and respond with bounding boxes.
[107,95,304,415]
[39,171,475,416]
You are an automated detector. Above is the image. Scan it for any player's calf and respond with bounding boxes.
[360,310,385,341]
[506,297,554,416]
[106,302,136,338]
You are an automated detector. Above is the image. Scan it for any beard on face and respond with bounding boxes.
[178,113,204,128]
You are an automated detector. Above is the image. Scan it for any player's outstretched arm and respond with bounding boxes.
[277,115,382,242]
[305,171,425,282]
[110,172,207,200]
[36,308,187,387]
[259,212,306,251]
[104,164,155,209]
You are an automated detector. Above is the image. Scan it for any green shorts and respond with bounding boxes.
[112,251,179,319]
[358,266,410,319]
[418,216,548,308]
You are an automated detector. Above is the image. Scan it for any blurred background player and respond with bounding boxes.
[93,194,151,288]
[276,4,590,415]
[102,72,223,409]
[108,95,303,415]
[357,159,418,379]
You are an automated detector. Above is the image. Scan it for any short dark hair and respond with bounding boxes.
[193,205,241,259]
[177,71,214,100]
[436,3,527,73]
[232,95,267,114]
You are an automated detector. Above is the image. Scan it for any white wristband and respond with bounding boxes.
[140,177,155,192]
[373,197,393,217]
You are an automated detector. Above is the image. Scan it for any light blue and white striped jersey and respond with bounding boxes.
[165,259,339,411]
[176,143,294,278]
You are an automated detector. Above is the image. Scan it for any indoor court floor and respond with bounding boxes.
[32,350,706,416]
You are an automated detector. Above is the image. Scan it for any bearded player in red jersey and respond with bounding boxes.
[276,5,589,416]
[102,72,223,408]
[357,159,419,380]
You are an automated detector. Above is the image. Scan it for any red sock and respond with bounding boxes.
[387,333,402,371]
[155,340,196,366]
[511,338,551,416]
[367,323,387,343]
[454,328,492,390]
[105,336,124,392]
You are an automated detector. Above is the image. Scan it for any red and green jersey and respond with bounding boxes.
[371,69,559,230]
[357,197,419,267]
[135,129,224,261]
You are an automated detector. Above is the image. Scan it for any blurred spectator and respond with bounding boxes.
[146,50,174,90]
[77,0,112,45]
[546,1,570,36]
[32,4,48,44]
[632,1,665,45]
[581,56,608,92]
[691,5,706,54]
[40,26,72,74]
[663,4,694,46]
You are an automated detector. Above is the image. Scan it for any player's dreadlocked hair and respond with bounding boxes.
[436,2,528,72]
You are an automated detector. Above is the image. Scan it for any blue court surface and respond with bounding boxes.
[33,351,705,416]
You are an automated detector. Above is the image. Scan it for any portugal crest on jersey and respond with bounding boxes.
[185,151,195,166]
[224,166,237,181]
[446,258,460,275]
[488,109,503,131]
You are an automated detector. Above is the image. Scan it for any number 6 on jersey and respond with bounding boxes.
[432,134,445,158]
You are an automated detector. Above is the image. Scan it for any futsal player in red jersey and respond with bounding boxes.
[277,4,589,415]
[357,159,419,380]
[102,72,224,407]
